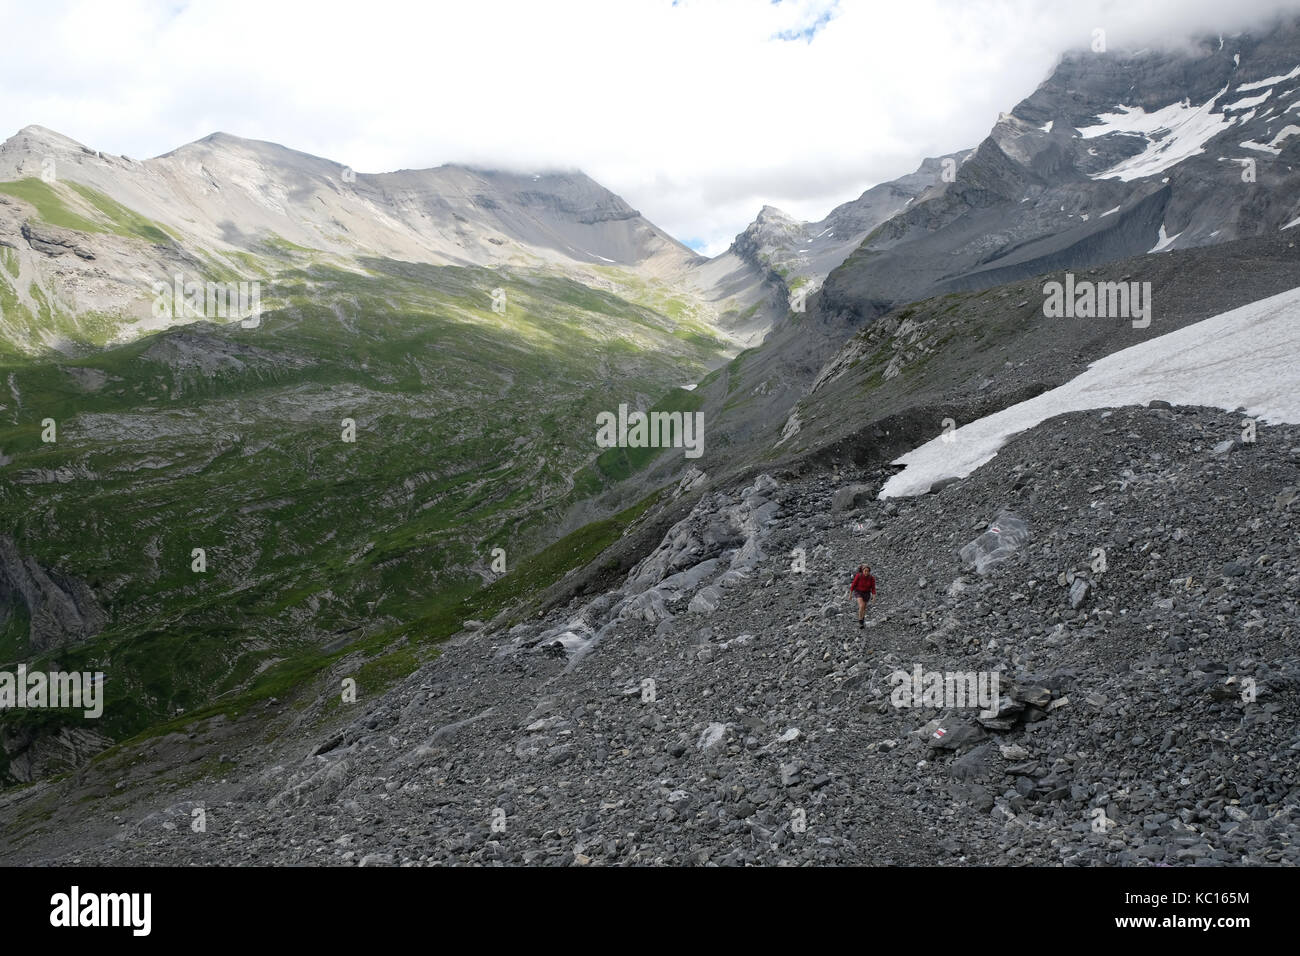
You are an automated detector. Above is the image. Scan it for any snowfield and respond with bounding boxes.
[880,286,1300,498]
[1077,88,1232,182]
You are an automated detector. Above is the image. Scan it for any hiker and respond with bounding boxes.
[849,564,876,627]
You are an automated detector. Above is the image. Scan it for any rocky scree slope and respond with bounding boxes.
[11,403,1298,866]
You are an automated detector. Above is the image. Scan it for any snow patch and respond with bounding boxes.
[1100,205,1121,218]
[1271,125,1300,148]
[1149,225,1182,253]
[1223,90,1272,111]
[1240,139,1282,156]
[1078,88,1232,182]
[879,286,1300,499]
[1235,65,1300,93]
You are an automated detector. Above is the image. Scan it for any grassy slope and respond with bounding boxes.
[0,205,730,778]
[0,178,182,350]
[0,178,173,243]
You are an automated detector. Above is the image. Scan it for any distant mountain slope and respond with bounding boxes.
[730,152,972,300]
[771,234,1300,475]
[678,152,972,351]
[0,126,701,273]
[691,17,1300,472]
[0,128,757,782]
[0,126,780,354]
[823,19,1300,323]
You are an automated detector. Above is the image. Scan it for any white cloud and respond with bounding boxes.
[1,0,1298,252]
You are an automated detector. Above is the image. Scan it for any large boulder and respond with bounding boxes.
[688,586,722,615]
[831,483,874,513]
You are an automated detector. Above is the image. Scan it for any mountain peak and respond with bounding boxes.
[448,162,587,180]
[755,204,796,223]
[16,124,65,139]
[161,131,339,166]
[195,131,251,146]
[3,125,94,154]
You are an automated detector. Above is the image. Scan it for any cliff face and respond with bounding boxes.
[725,152,965,305]
[820,20,1300,326]
[0,534,104,654]
[1,724,112,783]
[692,20,1300,480]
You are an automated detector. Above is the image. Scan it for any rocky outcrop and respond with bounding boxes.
[20,220,95,260]
[726,152,963,302]
[1,725,112,783]
[0,535,105,652]
[503,474,782,669]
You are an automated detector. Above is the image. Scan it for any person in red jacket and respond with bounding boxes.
[849,565,877,627]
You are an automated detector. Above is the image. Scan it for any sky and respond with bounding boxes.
[2,0,1298,255]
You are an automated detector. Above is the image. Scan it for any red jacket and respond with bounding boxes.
[851,572,876,595]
